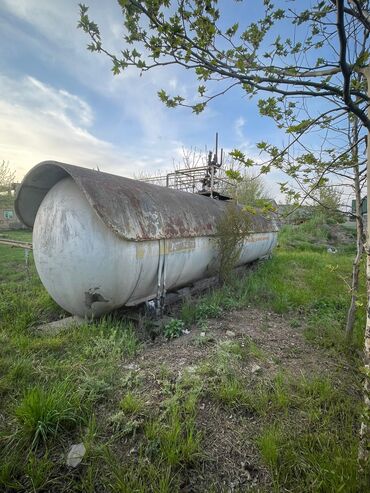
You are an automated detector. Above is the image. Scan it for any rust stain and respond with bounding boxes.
[15,161,278,242]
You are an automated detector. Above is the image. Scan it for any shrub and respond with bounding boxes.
[163,319,184,340]
[216,202,252,282]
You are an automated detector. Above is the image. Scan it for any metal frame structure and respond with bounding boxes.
[142,165,235,197]
[140,133,236,199]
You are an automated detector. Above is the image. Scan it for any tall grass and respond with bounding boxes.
[15,381,86,448]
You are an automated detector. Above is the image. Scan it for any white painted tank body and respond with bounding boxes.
[33,177,277,317]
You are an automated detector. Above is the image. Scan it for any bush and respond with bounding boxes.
[216,202,252,282]
[163,319,184,339]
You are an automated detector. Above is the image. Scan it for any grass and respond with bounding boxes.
[211,365,366,491]
[83,318,140,359]
[257,401,363,492]
[120,392,145,415]
[258,425,280,467]
[175,231,364,354]
[15,381,85,448]
[0,229,33,283]
[144,383,202,468]
[0,220,367,492]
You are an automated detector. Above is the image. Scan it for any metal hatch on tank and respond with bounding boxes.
[15,161,278,318]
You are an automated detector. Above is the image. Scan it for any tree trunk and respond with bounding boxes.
[345,205,364,338]
[358,246,370,465]
[359,68,370,466]
[346,119,364,338]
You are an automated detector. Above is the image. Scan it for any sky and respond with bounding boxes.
[0,0,308,199]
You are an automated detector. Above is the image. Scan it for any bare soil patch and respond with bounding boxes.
[112,307,350,492]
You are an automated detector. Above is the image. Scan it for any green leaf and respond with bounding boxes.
[225,169,242,181]
[192,103,206,114]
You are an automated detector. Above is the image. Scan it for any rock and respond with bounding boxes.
[66,443,86,468]
[35,316,85,334]
[122,363,139,370]
[226,330,236,337]
[251,364,262,374]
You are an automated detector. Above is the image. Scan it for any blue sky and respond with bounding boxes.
[0,1,304,198]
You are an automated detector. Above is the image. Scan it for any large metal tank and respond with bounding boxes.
[15,162,278,318]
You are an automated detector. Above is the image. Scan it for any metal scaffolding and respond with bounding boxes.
[140,134,236,199]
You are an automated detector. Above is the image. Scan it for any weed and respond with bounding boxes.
[178,281,243,327]
[0,222,366,492]
[214,340,245,372]
[195,301,223,320]
[216,202,252,282]
[0,449,23,490]
[157,364,173,381]
[106,447,176,493]
[143,383,202,469]
[267,373,291,412]
[155,407,201,467]
[120,369,142,390]
[255,373,366,492]
[180,301,197,325]
[109,412,143,436]
[268,429,363,492]
[79,373,113,402]
[0,355,37,396]
[84,319,140,359]
[120,392,145,415]
[243,337,266,360]
[192,331,215,347]
[290,318,301,328]
[163,319,184,339]
[212,373,273,415]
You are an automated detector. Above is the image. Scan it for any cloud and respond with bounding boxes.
[234,117,246,140]
[1,0,222,146]
[27,77,94,127]
[0,74,184,179]
[0,0,287,200]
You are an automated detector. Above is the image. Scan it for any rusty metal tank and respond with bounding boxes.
[15,161,278,317]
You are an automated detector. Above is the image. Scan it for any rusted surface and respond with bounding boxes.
[15,161,277,241]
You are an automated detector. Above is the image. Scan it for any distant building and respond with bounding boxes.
[0,183,25,230]
[351,196,367,219]
[0,205,25,230]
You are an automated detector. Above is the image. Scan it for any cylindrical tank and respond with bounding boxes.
[15,162,278,317]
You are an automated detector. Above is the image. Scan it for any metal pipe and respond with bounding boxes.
[0,238,32,249]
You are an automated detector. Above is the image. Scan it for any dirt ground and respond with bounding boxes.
[117,307,347,492]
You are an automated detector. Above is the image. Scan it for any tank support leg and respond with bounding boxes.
[155,239,167,318]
